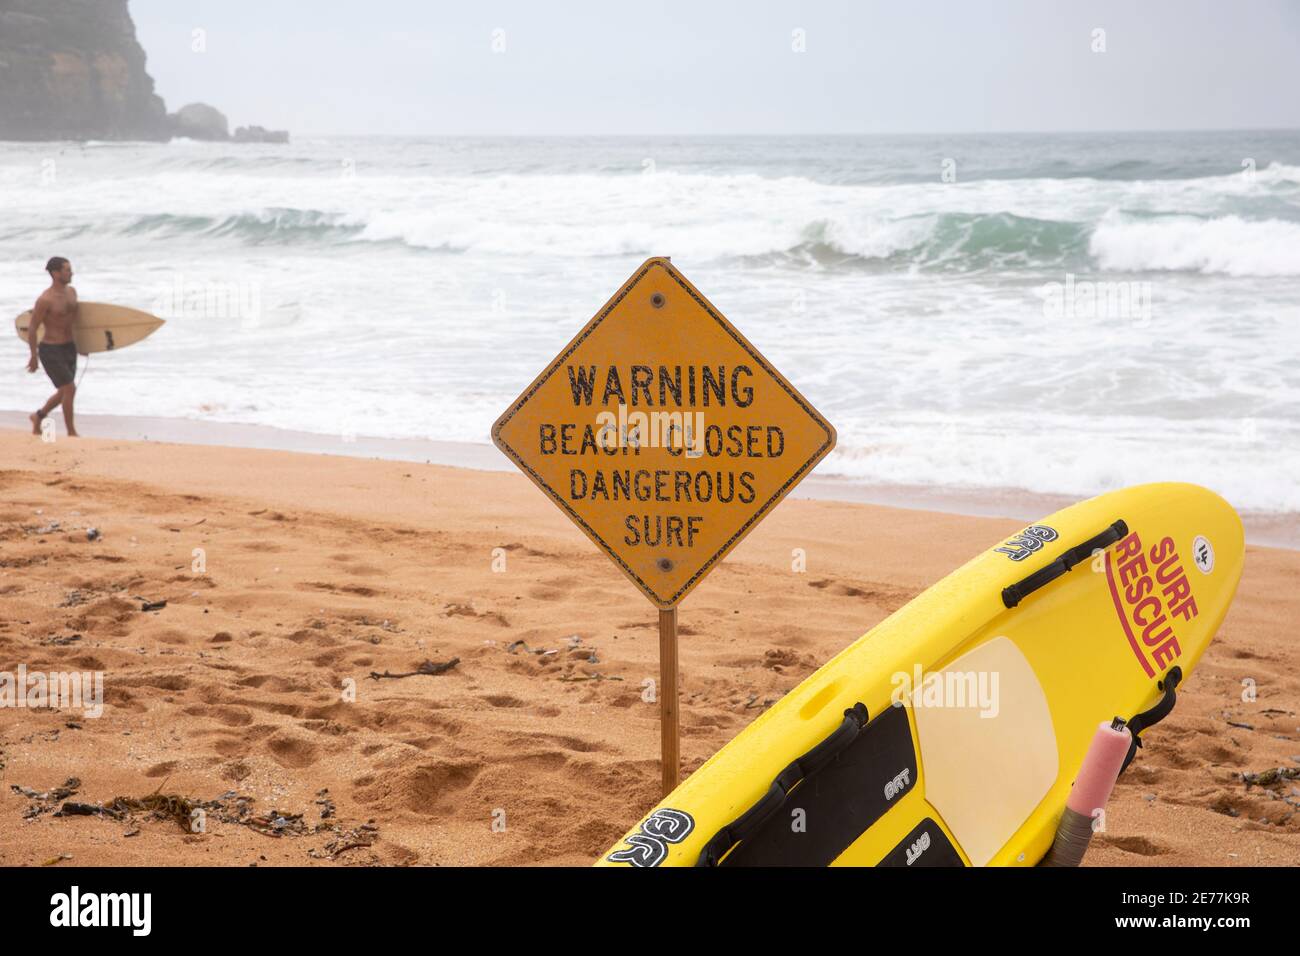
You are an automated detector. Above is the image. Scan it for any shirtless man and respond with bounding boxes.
[26,257,80,438]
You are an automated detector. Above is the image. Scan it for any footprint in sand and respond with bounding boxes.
[510,732,607,754]
[443,603,510,627]
[1099,835,1169,857]
[500,542,555,558]
[301,581,381,598]
[183,704,254,727]
[481,694,562,717]
[264,731,321,769]
[807,577,916,609]
[353,759,481,814]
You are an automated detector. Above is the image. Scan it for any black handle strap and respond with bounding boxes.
[695,703,870,867]
[1001,519,1128,609]
[1120,666,1182,774]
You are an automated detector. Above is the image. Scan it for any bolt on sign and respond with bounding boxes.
[492,257,836,609]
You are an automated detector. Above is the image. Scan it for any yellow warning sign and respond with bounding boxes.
[492,257,836,609]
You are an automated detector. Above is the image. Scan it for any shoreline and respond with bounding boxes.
[4,409,1297,550]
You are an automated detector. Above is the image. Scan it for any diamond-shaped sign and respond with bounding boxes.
[492,257,836,608]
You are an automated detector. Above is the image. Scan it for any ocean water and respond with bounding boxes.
[2,132,1298,513]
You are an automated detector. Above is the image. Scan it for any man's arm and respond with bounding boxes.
[25,298,46,373]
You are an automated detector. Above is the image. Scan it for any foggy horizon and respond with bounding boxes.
[129,0,1300,138]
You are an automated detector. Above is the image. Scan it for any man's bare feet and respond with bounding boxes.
[30,412,42,435]
[67,430,79,438]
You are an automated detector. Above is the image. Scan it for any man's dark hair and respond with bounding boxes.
[46,256,69,276]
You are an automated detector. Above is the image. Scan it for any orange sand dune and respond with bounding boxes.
[0,432,1297,866]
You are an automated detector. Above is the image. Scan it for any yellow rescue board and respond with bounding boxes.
[598,482,1244,867]
[16,302,165,356]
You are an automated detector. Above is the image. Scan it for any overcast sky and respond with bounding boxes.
[130,0,1300,136]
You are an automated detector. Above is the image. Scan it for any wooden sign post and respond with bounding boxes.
[492,257,835,797]
[659,607,679,796]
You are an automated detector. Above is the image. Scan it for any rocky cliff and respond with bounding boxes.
[0,0,170,140]
[0,0,288,143]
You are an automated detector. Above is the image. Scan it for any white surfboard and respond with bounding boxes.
[16,302,165,356]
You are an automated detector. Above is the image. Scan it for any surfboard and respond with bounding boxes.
[15,302,165,356]
[598,482,1244,867]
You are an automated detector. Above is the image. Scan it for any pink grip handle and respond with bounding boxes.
[1066,720,1132,816]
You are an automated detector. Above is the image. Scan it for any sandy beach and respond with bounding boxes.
[1,427,1298,867]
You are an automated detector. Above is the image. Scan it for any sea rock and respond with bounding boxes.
[233,125,290,145]
[0,0,169,141]
[170,101,230,141]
